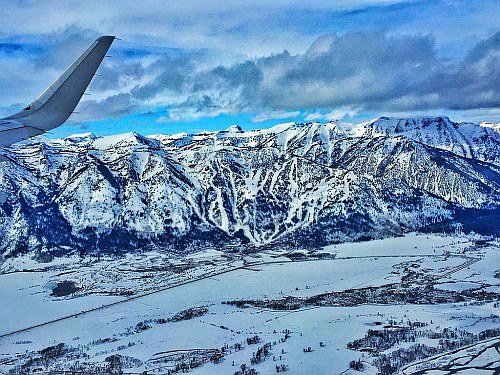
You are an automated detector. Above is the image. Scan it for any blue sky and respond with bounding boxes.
[0,0,498,137]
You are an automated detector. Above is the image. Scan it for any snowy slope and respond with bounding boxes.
[358,116,500,165]
[0,117,499,257]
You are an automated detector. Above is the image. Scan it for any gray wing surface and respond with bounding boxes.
[0,35,115,148]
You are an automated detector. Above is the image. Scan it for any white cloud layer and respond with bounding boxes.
[95,30,498,121]
[0,0,498,123]
[252,110,302,123]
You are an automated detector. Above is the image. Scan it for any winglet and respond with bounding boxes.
[4,35,115,131]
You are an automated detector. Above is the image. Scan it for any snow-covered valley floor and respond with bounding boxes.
[0,233,498,374]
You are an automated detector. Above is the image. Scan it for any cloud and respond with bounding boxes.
[130,54,199,101]
[90,60,146,92]
[127,30,498,121]
[255,31,442,110]
[0,27,109,115]
[252,110,301,123]
[304,108,358,122]
[438,31,500,110]
[0,1,498,123]
[0,43,23,55]
[0,1,497,63]
[75,93,138,121]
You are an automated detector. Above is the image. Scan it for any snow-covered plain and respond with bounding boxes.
[0,234,498,374]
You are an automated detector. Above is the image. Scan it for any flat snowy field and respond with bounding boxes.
[0,233,498,374]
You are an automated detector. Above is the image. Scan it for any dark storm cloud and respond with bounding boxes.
[90,61,146,92]
[33,28,498,122]
[3,24,497,122]
[259,31,441,110]
[130,30,499,120]
[131,54,198,100]
[76,93,138,121]
[0,1,498,123]
[212,61,264,87]
[25,28,98,70]
[438,31,500,110]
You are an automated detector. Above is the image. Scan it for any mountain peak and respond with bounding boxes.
[225,124,243,133]
[65,132,97,142]
[481,122,500,132]
[371,116,452,129]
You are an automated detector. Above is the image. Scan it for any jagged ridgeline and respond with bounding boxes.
[0,117,499,257]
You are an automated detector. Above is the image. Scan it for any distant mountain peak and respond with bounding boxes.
[481,122,500,132]
[65,132,97,142]
[225,124,243,133]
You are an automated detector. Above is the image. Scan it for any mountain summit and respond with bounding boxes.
[0,117,498,258]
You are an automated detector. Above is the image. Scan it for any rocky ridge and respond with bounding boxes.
[0,116,498,257]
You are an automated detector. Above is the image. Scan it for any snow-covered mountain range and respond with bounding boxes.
[0,116,499,257]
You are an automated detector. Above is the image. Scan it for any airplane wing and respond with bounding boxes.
[0,35,115,148]
[0,119,45,148]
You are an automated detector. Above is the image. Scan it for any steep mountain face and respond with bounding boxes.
[0,117,499,257]
[360,117,500,165]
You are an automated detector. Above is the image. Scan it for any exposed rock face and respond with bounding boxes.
[0,117,499,257]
